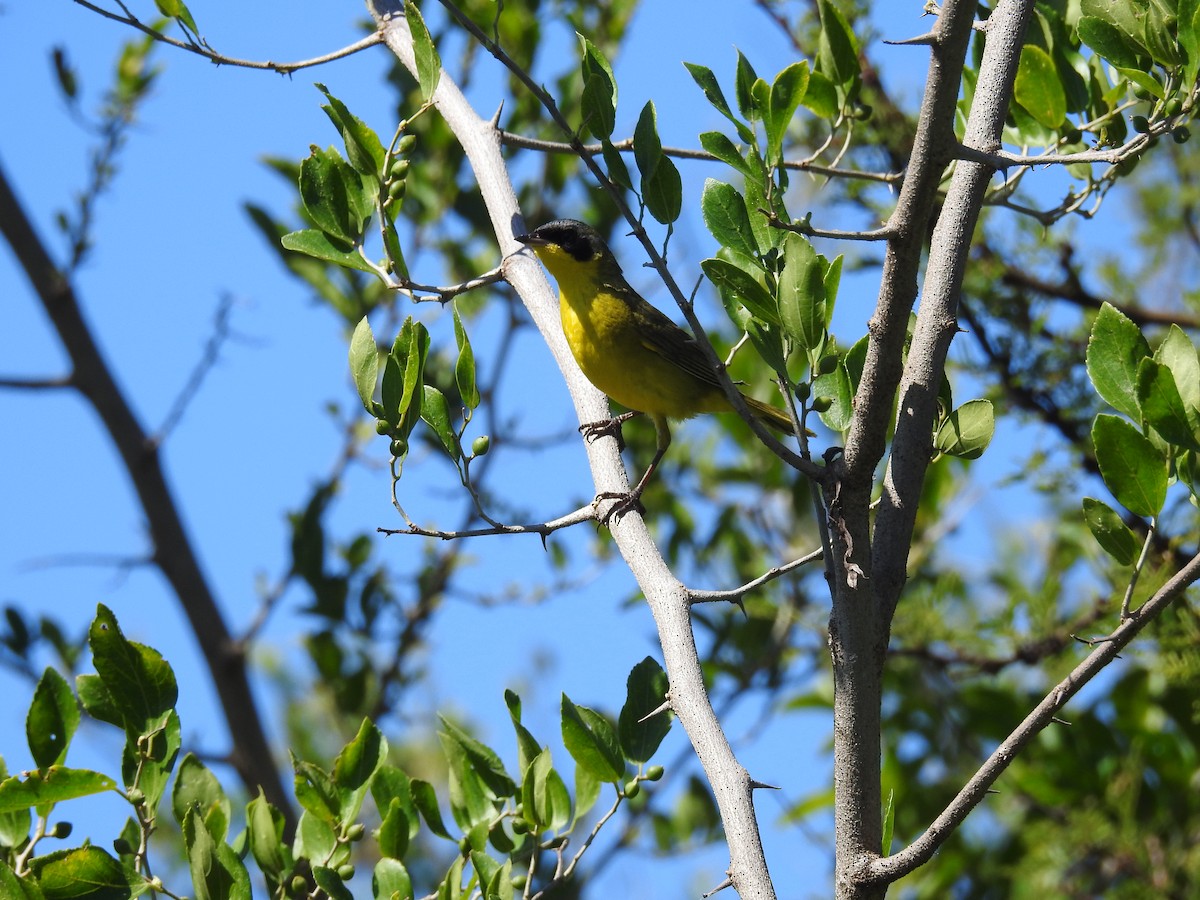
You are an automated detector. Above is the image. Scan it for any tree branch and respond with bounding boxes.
[0,159,295,832]
[369,2,779,894]
[866,546,1200,884]
[72,0,382,74]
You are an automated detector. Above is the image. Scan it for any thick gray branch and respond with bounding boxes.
[367,3,776,895]
[827,4,979,898]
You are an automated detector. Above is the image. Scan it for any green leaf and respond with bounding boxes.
[183,803,252,900]
[372,766,419,843]
[823,255,843,327]
[0,760,31,850]
[373,858,414,900]
[439,731,495,831]
[521,749,556,833]
[313,865,355,900]
[617,657,672,764]
[1082,497,1138,565]
[0,859,37,900]
[801,70,839,119]
[766,61,810,165]
[294,809,336,862]
[154,0,198,32]
[452,306,480,411]
[701,257,779,325]
[0,767,117,814]
[29,846,132,900]
[1078,16,1146,69]
[699,131,754,177]
[410,779,450,838]
[600,139,634,190]
[817,0,860,87]
[633,101,663,178]
[561,694,624,784]
[572,762,601,826]
[437,717,516,800]
[504,690,542,777]
[684,62,753,141]
[746,319,787,374]
[813,360,854,433]
[734,50,760,120]
[579,36,617,139]
[333,718,388,825]
[1092,414,1167,517]
[281,229,375,273]
[1087,302,1151,421]
[171,754,231,843]
[1155,325,1200,418]
[377,797,411,859]
[777,232,825,352]
[643,155,682,225]
[701,179,759,257]
[1015,45,1067,129]
[317,83,386,178]
[396,320,431,439]
[88,605,177,738]
[421,386,460,461]
[934,399,995,460]
[293,755,340,823]
[27,669,78,770]
[75,674,120,728]
[299,146,370,247]
[349,317,380,412]
[405,2,441,100]
[1137,358,1200,450]
[245,789,287,884]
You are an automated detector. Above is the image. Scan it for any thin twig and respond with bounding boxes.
[689,548,824,604]
[72,0,383,74]
[866,546,1200,885]
[378,501,598,540]
[497,131,902,185]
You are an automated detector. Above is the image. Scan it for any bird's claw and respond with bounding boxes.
[595,490,645,525]
[579,412,637,452]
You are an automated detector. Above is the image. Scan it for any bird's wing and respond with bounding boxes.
[605,278,723,389]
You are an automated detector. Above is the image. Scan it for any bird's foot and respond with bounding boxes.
[579,411,639,452]
[595,490,645,525]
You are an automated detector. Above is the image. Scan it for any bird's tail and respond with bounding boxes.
[742,394,814,437]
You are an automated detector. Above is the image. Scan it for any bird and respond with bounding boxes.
[515,218,807,521]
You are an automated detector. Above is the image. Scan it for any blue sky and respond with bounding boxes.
[0,2,1136,897]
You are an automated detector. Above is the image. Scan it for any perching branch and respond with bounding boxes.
[369,2,781,894]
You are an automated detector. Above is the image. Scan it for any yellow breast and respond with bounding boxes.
[558,284,725,420]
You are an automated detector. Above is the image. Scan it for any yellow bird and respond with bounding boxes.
[516,219,805,520]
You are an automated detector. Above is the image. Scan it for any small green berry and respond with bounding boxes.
[624,780,640,798]
[812,396,833,413]
[376,419,392,436]
[1131,115,1150,133]
[336,863,355,880]
[390,438,409,458]
[471,435,491,456]
[1173,125,1191,144]
[644,765,665,781]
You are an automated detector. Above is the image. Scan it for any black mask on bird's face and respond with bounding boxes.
[519,219,606,262]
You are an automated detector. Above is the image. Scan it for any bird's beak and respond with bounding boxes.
[515,232,545,247]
